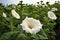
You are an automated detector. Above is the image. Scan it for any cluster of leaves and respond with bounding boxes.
[0,1,60,40]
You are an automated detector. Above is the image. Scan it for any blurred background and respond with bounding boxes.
[0,0,60,5]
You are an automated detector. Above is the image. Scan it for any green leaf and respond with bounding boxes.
[16,33,29,40]
[0,31,20,40]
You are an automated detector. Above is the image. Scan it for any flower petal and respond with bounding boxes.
[11,9,20,19]
[48,11,57,20]
[51,7,58,11]
[3,12,7,17]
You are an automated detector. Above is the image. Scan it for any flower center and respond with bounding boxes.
[50,14,54,17]
[28,24,34,29]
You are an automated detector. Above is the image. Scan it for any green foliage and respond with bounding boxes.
[0,1,60,40]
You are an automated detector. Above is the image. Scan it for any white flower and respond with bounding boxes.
[55,1,58,3]
[42,4,48,8]
[48,11,57,20]
[3,12,7,17]
[42,5,46,8]
[11,9,20,19]
[51,7,58,11]
[20,17,43,34]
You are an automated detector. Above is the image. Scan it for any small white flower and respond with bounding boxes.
[3,12,7,17]
[48,11,57,20]
[42,5,46,8]
[42,4,48,8]
[11,9,20,19]
[51,7,58,11]
[55,1,58,3]
[20,17,43,34]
